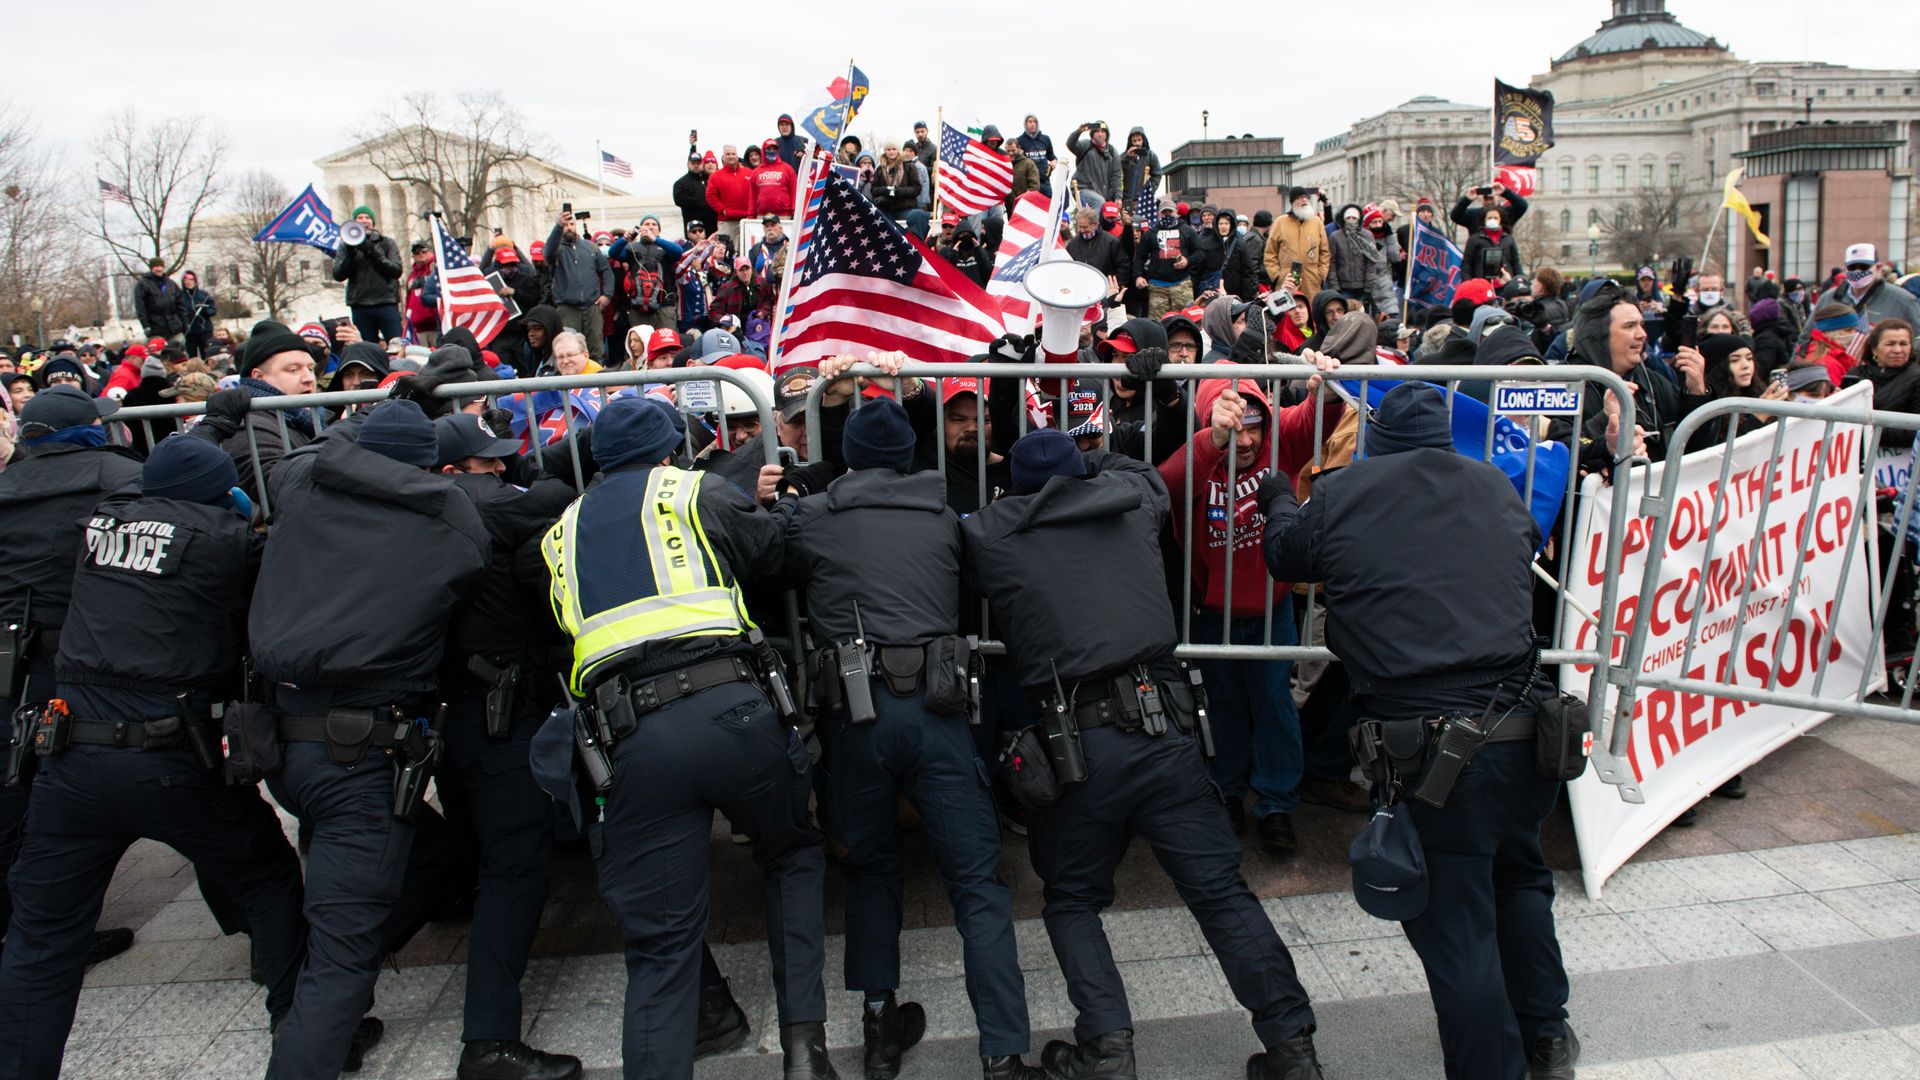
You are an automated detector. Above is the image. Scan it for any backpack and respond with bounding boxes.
[630,244,667,313]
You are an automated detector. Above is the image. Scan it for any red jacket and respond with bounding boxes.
[405,262,437,331]
[1159,376,1343,617]
[706,164,755,222]
[102,356,144,399]
[751,160,797,218]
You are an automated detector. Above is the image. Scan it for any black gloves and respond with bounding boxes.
[1123,345,1167,386]
[987,333,1036,364]
[199,388,252,439]
[778,460,836,498]
[1256,472,1294,514]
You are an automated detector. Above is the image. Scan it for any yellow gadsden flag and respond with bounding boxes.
[1723,168,1770,248]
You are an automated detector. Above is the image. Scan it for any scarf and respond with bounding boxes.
[26,425,109,449]
[240,376,316,437]
[1344,222,1385,266]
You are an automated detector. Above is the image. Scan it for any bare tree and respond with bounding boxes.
[1601,186,1709,276]
[86,108,227,279]
[351,92,551,240]
[0,103,100,342]
[215,170,324,322]
[1385,144,1486,242]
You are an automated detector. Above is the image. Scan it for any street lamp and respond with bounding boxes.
[1587,223,1601,280]
[30,296,44,350]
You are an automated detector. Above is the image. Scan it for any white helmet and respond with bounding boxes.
[718,368,774,419]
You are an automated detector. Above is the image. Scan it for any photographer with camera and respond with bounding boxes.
[1450,181,1528,235]
[1461,193,1523,282]
[330,206,405,343]
[180,271,216,358]
[544,208,615,361]
[937,217,993,289]
[1262,188,1329,299]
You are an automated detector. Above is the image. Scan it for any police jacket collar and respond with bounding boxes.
[989,472,1142,538]
[311,436,453,516]
[825,468,947,513]
[0,442,143,507]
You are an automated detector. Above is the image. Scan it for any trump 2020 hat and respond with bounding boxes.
[1349,803,1427,921]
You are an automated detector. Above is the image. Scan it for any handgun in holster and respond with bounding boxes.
[391,705,445,819]
[838,602,876,726]
[1044,662,1088,784]
[592,675,635,744]
[4,687,33,787]
[748,627,797,722]
[175,692,221,772]
[30,698,71,758]
[468,655,522,739]
[1186,665,1216,760]
[1131,665,1169,737]
[562,675,613,794]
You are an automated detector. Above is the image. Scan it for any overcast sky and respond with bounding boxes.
[8,0,1911,208]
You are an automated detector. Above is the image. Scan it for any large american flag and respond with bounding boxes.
[987,192,1067,334]
[600,149,633,179]
[938,122,1013,217]
[431,215,508,346]
[776,170,1005,372]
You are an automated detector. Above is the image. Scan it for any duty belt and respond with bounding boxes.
[596,656,757,738]
[63,717,182,749]
[1038,671,1167,734]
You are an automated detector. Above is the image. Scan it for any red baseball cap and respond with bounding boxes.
[648,328,681,352]
[940,375,989,402]
[940,213,959,227]
[494,247,520,265]
[1099,329,1139,355]
[1176,202,1190,215]
[146,336,167,352]
[1101,201,1121,217]
[530,240,545,260]
[481,349,500,368]
[1451,278,1498,307]
[1179,304,1208,323]
[713,353,768,374]
[591,231,613,245]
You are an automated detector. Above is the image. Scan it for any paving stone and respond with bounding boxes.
[1812,882,1920,939]
[524,1003,625,1071]
[174,933,254,983]
[1838,833,1920,881]
[1551,869,1613,917]
[1599,861,1710,913]
[1625,904,1771,963]
[117,979,256,1037]
[80,939,201,989]
[1754,841,1896,891]
[1573,1062,1675,1080]
[1720,893,1874,951]
[1555,913,1669,974]
[1657,1043,1808,1078]
[131,900,224,943]
[1310,935,1429,998]
[370,962,456,1020]
[1776,1028,1920,1079]
[1282,889,1401,945]
[65,1034,213,1080]
[183,1030,272,1080]
[1112,954,1237,1023]
[1656,851,1801,903]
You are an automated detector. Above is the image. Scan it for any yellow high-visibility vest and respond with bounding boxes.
[542,467,753,694]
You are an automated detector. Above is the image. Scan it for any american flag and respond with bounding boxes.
[987,192,1067,334]
[430,215,509,346]
[600,149,633,179]
[776,170,1005,372]
[1133,176,1156,226]
[938,122,1013,217]
[98,179,132,206]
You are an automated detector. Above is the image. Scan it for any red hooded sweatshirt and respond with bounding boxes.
[1159,376,1343,617]
[102,349,147,399]
[752,142,797,218]
[705,163,755,222]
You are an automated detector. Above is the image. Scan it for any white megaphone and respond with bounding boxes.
[1021,259,1106,362]
[338,219,367,247]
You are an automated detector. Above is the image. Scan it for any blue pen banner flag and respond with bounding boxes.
[799,67,870,147]
[1349,379,1570,546]
[253,185,340,255]
[1406,220,1463,309]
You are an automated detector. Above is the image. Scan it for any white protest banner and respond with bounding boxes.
[1560,382,1886,898]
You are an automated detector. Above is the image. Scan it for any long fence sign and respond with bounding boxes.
[1560,382,1887,897]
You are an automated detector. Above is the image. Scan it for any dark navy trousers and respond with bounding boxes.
[823,684,1029,1057]
[0,746,306,1080]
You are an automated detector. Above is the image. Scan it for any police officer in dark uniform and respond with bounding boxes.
[0,436,307,1080]
[1260,382,1576,1080]
[781,399,1044,1080]
[535,397,832,1080]
[430,413,584,1080]
[0,386,142,970]
[249,399,489,1079]
[961,428,1325,1080]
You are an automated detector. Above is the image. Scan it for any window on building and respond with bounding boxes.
[1587,165,1600,190]
[229,263,241,288]
[1614,164,1627,190]
[1561,243,1572,258]
[1784,175,1820,281]
[1588,208,1602,227]
[1755,82,1774,96]
[1876,87,1886,96]
[1817,88,1826,96]
[1560,209,1572,232]
[1641,164,1654,187]
[1669,163,1682,188]
[1561,165,1573,191]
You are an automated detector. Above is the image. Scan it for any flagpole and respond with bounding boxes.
[932,105,944,224]
[1403,220,1418,308]
[769,147,819,370]
[1040,152,1073,265]
[596,140,607,223]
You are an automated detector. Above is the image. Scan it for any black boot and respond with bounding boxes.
[781,1021,839,1079]
[1256,812,1297,857]
[983,1053,1049,1079]
[84,927,134,968]
[862,993,925,1080]
[1527,1025,1580,1080]
[341,1017,384,1073]
[456,1039,583,1080]
[1040,1028,1135,1079]
[1246,1029,1324,1080]
[696,976,751,1058]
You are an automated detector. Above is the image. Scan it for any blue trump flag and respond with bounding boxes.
[253,184,340,255]
[1406,219,1463,309]
[1349,379,1571,547]
[799,67,870,147]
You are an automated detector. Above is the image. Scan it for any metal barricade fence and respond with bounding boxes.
[1610,395,1920,750]
[803,360,1649,798]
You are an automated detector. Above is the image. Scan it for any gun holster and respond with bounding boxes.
[468,655,522,739]
[5,702,35,787]
[748,628,797,722]
[392,726,441,819]
[593,676,636,741]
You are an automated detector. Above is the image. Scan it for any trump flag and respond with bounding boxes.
[1405,220,1464,309]
[253,185,341,255]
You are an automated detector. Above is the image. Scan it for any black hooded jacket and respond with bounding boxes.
[521,304,563,373]
[673,168,714,234]
[781,469,963,645]
[250,438,490,705]
[444,473,578,670]
[0,442,145,630]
